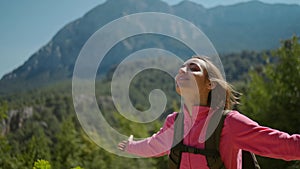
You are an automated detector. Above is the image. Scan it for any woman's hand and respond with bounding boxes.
[118,135,133,151]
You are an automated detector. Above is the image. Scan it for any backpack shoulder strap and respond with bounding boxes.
[205,109,229,169]
[168,112,184,169]
[205,110,261,169]
[172,112,184,148]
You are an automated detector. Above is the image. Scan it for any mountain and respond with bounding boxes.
[1,0,300,94]
[205,1,300,52]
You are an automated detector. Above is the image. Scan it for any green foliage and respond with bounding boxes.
[0,77,172,169]
[241,35,300,168]
[70,167,84,169]
[0,136,18,168]
[287,161,300,169]
[53,116,83,169]
[242,36,300,130]
[0,100,8,121]
[22,128,52,168]
[220,50,268,82]
[33,159,51,169]
[32,159,86,169]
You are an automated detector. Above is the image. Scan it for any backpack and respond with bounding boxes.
[168,110,260,169]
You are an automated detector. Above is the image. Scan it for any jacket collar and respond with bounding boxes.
[183,104,210,121]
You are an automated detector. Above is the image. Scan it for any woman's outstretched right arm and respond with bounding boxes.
[117,112,177,157]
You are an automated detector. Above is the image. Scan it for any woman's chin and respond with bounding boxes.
[175,86,181,95]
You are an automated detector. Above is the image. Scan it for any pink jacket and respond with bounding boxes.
[126,106,300,169]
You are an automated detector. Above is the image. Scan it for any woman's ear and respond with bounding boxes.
[208,81,216,90]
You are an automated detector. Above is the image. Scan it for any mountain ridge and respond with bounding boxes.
[1,0,300,95]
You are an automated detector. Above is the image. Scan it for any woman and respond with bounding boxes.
[118,56,300,169]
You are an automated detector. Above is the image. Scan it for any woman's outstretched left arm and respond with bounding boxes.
[226,111,300,161]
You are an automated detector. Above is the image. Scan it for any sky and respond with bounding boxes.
[1,0,300,79]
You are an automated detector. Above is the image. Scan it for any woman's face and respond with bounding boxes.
[175,58,211,97]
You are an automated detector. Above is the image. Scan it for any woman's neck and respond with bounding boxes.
[181,91,209,116]
[184,100,208,117]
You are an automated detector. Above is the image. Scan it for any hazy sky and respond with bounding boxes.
[1,0,300,78]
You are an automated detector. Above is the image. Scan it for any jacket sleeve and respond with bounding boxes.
[125,112,177,157]
[226,111,300,161]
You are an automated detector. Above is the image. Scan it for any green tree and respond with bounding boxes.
[0,101,20,168]
[0,136,21,169]
[20,127,52,169]
[241,36,300,169]
[0,100,8,121]
[53,116,83,169]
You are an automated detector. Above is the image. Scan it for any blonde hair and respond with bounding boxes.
[193,56,240,110]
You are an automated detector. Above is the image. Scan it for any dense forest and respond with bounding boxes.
[0,36,299,168]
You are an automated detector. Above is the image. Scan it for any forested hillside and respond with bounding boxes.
[0,79,169,169]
